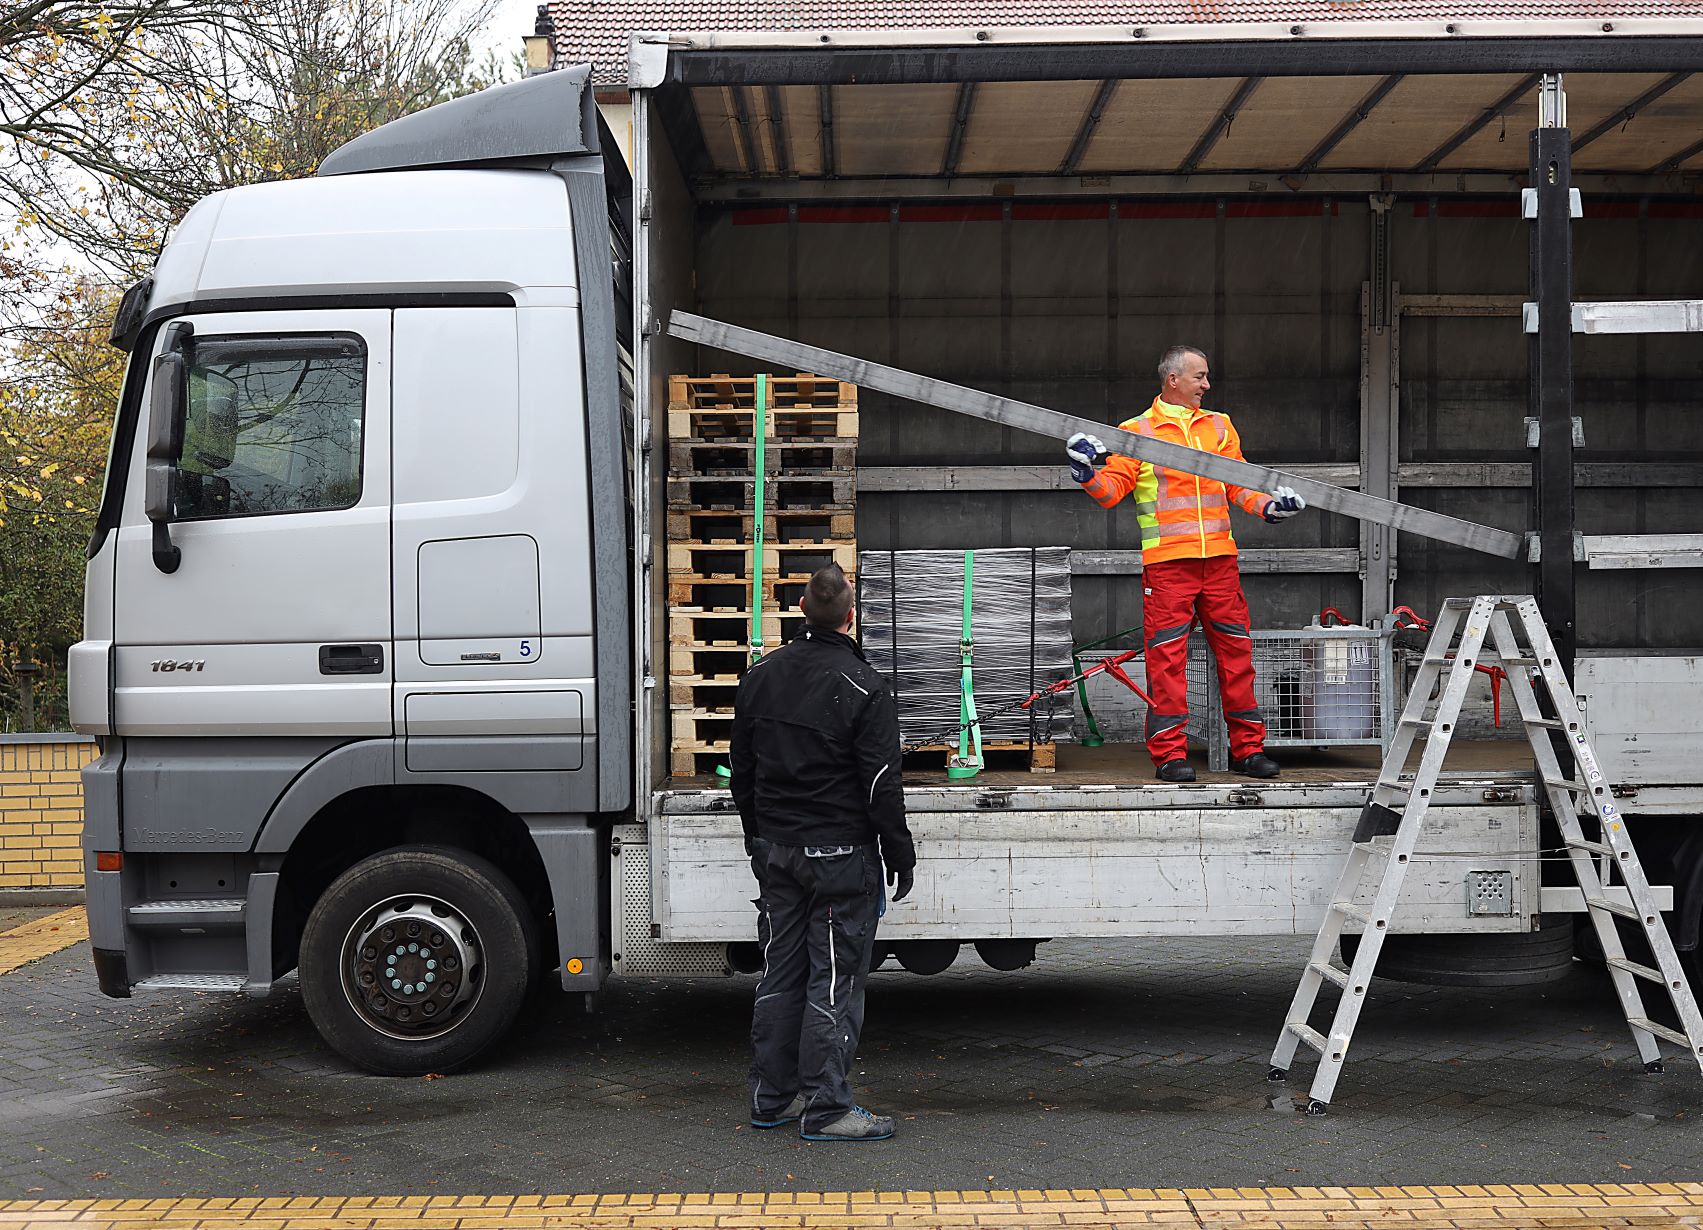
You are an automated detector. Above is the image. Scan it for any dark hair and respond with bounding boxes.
[802,563,854,630]
[1158,345,1208,379]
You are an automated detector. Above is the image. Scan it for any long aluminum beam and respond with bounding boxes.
[667,311,1526,560]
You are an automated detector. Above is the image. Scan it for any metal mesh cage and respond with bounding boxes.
[1185,627,1397,770]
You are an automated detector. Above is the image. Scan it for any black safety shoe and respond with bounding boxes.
[1230,753,1280,778]
[1155,759,1196,783]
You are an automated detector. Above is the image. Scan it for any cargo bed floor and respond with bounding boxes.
[663,737,1533,792]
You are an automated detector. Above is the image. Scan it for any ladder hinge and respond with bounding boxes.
[1524,416,1584,448]
[1522,532,1586,562]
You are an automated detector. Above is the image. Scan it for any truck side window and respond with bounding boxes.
[175,334,367,519]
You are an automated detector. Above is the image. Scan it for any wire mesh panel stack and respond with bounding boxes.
[665,373,859,777]
[859,547,1076,773]
[1186,626,1397,771]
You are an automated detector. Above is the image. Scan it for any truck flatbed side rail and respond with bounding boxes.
[666,312,1524,560]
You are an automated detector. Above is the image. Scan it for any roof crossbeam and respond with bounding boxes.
[727,85,757,174]
[1059,79,1119,175]
[1571,72,1691,154]
[763,85,791,176]
[817,84,836,177]
[942,82,978,177]
[1178,76,1263,174]
[1295,74,1404,173]
[1412,72,1542,171]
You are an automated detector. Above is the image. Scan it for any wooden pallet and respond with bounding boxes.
[668,438,858,475]
[671,745,733,778]
[669,608,805,648]
[667,574,824,610]
[671,710,736,750]
[666,540,858,577]
[902,740,1058,775]
[668,676,740,707]
[667,473,857,512]
[668,405,859,442]
[668,373,858,411]
[666,508,857,544]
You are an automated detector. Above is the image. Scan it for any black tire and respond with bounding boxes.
[300,845,538,1075]
[1340,914,1575,987]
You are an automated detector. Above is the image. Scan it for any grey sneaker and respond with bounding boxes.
[750,1093,806,1129]
[801,1105,895,1142]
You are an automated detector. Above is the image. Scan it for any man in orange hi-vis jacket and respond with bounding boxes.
[1066,345,1308,783]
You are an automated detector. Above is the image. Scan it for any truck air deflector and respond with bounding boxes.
[667,311,1525,561]
[318,64,598,177]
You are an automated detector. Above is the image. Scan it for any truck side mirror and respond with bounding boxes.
[144,325,192,573]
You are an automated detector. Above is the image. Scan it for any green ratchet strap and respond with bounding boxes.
[715,373,770,783]
[749,372,768,665]
[948,549,984,780]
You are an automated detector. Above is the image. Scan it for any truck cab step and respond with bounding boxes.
[127,898,246,930]
[132,973,247,993]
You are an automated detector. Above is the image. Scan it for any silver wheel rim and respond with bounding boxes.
[339,893,485,1041]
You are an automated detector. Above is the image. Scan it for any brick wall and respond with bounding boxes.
[0,737,95,889]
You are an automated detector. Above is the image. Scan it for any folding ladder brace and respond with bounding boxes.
[1269,594,1703,1113]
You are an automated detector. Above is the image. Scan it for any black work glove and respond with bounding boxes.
[886,865,914,902]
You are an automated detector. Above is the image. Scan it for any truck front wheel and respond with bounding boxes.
[299,845,537,1075]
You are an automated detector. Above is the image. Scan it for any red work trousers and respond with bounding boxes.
[1141,555,1265,767]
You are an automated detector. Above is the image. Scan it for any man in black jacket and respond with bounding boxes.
[731,563,916,1142]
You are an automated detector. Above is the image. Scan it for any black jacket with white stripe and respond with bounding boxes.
[729,626,915,872]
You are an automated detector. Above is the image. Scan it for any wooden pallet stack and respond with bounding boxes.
[666,373,859,777]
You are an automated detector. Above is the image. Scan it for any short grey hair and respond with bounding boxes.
[1157,345,1208,380]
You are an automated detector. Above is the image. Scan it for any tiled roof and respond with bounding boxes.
[550,1,1703,84]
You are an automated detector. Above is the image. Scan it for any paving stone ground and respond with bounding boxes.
[1,935,1699,1202]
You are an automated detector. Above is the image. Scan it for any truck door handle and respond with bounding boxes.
[319,644,383,675]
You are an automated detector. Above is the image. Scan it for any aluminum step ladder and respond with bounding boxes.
[1268,594,1703,1114]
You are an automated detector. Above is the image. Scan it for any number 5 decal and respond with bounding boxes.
[519,640,533,658]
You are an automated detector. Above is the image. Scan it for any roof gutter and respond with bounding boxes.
[632,22,1703,87]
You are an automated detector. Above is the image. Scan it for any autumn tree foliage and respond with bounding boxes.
[0,277,120,728]
[0,0,509,726]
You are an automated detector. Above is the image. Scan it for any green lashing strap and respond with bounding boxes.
[948,549,984,780]
[1071,649,1106,748]
[749,372,768,664]
[1068,624,1141,749]
[715,374,770,783]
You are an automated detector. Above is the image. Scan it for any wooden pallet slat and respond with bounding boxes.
[668,372,859,411]
[666,540,858,577]
[665,508,857,544]
[902,741,1058,775]
[668,438,858,475]
[668,405,859,442]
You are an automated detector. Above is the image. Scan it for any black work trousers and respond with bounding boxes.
[748,841,882,1133]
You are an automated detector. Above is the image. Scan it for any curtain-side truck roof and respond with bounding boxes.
[70,25,1703,1074]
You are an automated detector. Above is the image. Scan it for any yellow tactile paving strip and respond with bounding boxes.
[0,906,87,976]
[0,1185,1700,1229]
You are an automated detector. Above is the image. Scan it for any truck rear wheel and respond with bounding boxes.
[300,845,537,1075]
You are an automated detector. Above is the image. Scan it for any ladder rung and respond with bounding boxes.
[1496,655,1538,667]
[1286,1021,1329,1054]
[1374,778,1410,793]
[1544,777,1588,793]
[1586,896,1643,921]
[1524,717,1566,729]
[1567,837,1612,856]
[1310,961,1349,989]
[1627,1017,1693,1050]
[1332,902,1372,924]
[1606,957,1667,985]
[1397,715,1433,729]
